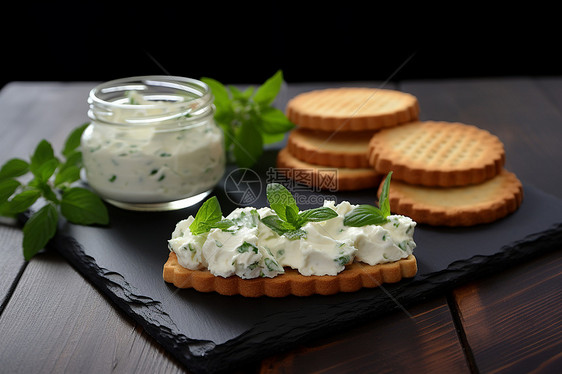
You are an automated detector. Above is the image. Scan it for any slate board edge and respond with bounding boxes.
[48,219,562,374]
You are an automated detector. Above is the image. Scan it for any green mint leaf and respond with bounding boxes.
[0,158,29,180]
[189,196,223,235]
[22,202,58,261]
[207,219,235,231]
[0,202,13,217]
[378,171,393,217]
[260,215,294,236]
[55,165,81,187]
[253,70,283,106]
[343,172,394,227]
[0,179,21,203]
[261,132,286,145]
[241,86,255,99]
[62,149,83,169]
[266,183,298,222]
[35,179,59,204]
[201,77,231,117]
[203,72,292,167]
[2,126,113,261]
[343,205,387,227]
[30,139,55,173]
[262,184,338,236]
[227,85,243,99]
[229,85,254,100]
[33,158,59,183]
[258,107,295,134]
[284,205,300,228]
[60,187,109,225]
[298,206,338,225]
[6,188,41,214]
[233,120,263,168]
[62,123,89,157]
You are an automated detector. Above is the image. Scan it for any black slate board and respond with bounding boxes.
[48,151,562,374]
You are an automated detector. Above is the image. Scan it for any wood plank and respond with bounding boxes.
[0,82,95,157]
[0,224,26,312]
[452,249,562,373]
[0,82,96,311]
[260,296,470,373]
[0,250,187,373]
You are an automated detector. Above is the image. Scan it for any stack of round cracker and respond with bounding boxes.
[279,87,524,226]
[278,87,420,191]
[368,120,523,226]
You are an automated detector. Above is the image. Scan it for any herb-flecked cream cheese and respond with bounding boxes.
[168,201,416,278]
[82,91,224,204]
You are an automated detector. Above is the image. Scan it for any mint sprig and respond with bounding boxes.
[343,172,393,227]
[201,70,295,168]
[261,183,338,239]
[0,123,109,260]
[188,196,233,235]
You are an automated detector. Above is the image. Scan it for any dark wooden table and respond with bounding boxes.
[1,77,561,373]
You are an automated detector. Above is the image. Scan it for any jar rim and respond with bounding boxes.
[88,75,214,126]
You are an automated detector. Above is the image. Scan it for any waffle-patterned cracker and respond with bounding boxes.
[368,121,506,187]
[286,88,419,131]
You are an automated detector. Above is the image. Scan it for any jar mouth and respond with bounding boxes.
[88,75,214,126]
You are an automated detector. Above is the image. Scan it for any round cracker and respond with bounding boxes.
[379,169,523,226]
[286,88,420,131]
[163,252,417,297]
[368,121,506,187]
[287,128,375,168]
[276,148,381,191]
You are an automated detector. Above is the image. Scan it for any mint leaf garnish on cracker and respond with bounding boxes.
[344,172,393,227]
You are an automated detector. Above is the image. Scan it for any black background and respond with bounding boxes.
[1,2,560,89]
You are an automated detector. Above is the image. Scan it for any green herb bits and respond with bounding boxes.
[82,76,226,211]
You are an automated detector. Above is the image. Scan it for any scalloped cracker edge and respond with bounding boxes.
[286,87,420,131]
[368,121,505,187]
[287,128,375,168]
[276,148,381,191]
[163,252,417,297]
[380,169,523,226]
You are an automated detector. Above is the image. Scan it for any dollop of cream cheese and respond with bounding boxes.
[168,201,416,278]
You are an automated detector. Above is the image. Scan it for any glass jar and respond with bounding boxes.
[81,76,225,211]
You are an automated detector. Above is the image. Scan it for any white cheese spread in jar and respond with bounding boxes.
[82,76,225,211]
[168,200,416,278]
